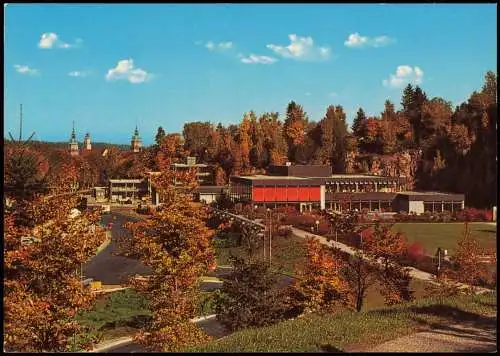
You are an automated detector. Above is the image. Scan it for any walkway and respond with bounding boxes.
[90,315,221,353]
[290,226,493,294]
[369,320,497,352]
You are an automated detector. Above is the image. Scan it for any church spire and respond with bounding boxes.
[69,121,79,156]
[131,125,143,152]
[70,120,77,142]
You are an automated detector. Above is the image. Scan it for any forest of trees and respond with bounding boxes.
[3,71,496,352]
[5,71,496,208]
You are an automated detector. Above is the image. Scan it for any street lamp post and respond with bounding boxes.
[315,220,320,233]
[267,208,272,266]
[436,247,442,276]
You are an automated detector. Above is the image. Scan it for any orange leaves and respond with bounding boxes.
[288,238,350,314]
[286,120,305,146]
[361,222,407,262]
[123,168,215,351]
[4,196,107,352]
[451,223,491,289]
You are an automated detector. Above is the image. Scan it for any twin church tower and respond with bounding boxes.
[69,122,143,156]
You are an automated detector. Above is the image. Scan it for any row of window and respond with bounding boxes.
[423,202,463,212]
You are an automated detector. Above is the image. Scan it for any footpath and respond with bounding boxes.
[89,315,219,352]
[290,226,494,294]
[368,317,497,352]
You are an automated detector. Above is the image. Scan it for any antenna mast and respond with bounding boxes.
[19,104,23,142]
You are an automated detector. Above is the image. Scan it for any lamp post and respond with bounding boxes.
[315,220,320,233]
[436,247,442,276]
[267,208,272,266]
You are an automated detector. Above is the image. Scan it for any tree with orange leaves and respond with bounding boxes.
[448,222,492,293]
[4,194,107,352]
[124,151,215,351]
[287,237,351,315]
[238,114,252,168]
[284,101,308,162]
[361,222,413,305]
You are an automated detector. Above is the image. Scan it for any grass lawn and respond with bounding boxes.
[392,222,497,255]
[215,235,306,275]
[187,291,497,352]
[76,289,151,338]
[215,232,436,312]
[362,278,430,311]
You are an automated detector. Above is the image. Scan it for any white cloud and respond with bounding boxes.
[68,70,90,77]
[39,32,58,48]
[344,32,395,48]
[218,41,233,50]
[382,65,424,88]
[38,32,82,49]
[13,64,39,75]
[239,53,277,64]
[105,59,151,84]
[204,41,233,51]
[267,34,331,61]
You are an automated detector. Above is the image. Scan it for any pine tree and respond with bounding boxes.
[351,107,367,138]
[155,126,166,146]
[401,84,414,115]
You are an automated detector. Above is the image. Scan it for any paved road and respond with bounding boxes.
[83,212,152,285]
[85,210,231,292]
[104,317,230,353]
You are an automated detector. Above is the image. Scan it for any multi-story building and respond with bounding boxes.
[171,156,215,186]
[108,178,149,203]
[230,164,465,214]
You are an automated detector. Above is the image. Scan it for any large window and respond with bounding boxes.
[423,202,433,212]
[380,201,391,212]
[433,202,444,213]
[361,201,371,211]
[452,202,463,211]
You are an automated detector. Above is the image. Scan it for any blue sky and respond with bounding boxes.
[4,4,497,145]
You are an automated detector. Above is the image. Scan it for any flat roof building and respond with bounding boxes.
[230,164,464,214]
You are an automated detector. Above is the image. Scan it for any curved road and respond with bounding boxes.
[104,317,230,353]
[83,211,152,285]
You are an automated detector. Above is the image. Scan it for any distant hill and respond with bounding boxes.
[8,140,134,151]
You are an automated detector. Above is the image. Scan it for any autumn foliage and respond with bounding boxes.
[124,152,215,351]
[286,238,351,315]
[4,195,107,352]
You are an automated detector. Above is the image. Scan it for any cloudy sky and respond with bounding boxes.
[4,4,497,145]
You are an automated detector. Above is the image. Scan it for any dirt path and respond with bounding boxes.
[369,320,497,352]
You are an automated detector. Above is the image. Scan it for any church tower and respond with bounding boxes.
[131,126,143,153]
[69,121,79,156]
[83,132,92,151]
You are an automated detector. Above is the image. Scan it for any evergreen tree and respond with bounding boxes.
[155,126,166,146]
[351,107,367,138]
[400,84,414,115]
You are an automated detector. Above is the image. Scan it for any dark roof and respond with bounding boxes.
[396,192,465,202]
[230,174,406,186]
[267,165,332,177]
[195,186,228,194]
[326,192,397,201]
